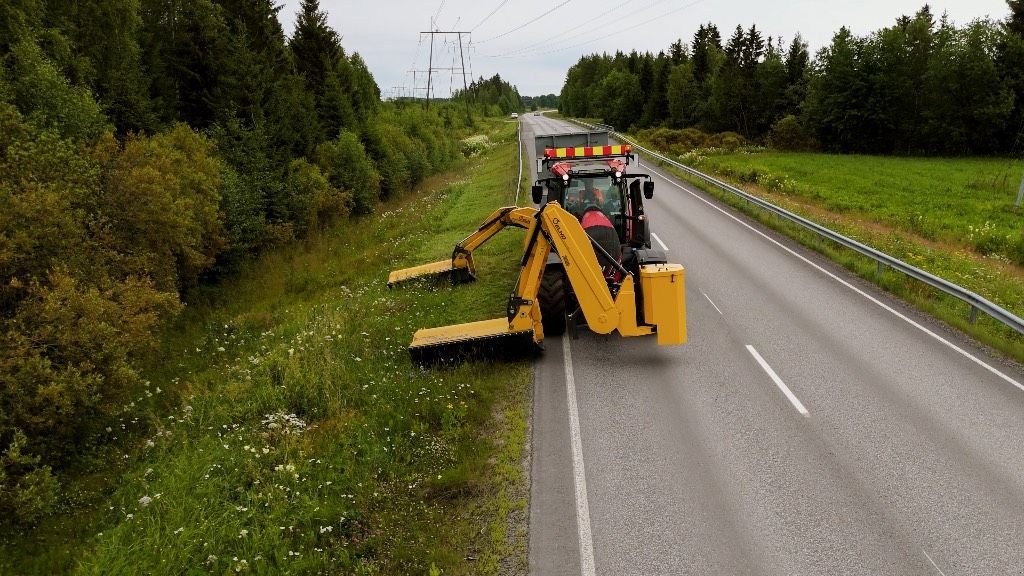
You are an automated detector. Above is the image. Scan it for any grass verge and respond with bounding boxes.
[2,120,532,575]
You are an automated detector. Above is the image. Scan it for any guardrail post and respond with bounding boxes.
[876,261,885,278]
[969,305,979,325]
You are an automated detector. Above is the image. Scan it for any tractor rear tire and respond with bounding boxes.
[538,266,566,336]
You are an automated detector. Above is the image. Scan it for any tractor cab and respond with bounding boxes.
[532,143,655,250]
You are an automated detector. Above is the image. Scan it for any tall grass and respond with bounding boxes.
[2,121,532,574]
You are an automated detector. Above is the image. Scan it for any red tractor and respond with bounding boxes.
[531,132,662,336]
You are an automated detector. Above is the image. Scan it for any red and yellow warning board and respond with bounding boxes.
[544,144,631,159]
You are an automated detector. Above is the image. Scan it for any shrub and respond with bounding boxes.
[315,131,381,215]
[381,122,429,186]
[286,158,351,233]
[362,122,411,199]
[769,115,818,151]
[705,131,746,151]
[0,431,59,525]
[218,166,268,265]
[633,126,710,155]
[94,124,225,291]
[1,271,179,524]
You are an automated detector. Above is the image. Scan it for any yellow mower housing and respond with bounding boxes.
[391,202,687,365]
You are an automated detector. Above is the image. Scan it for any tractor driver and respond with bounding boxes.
[580,179,604,207]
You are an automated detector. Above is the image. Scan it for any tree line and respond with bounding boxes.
[454,73,525,115]
[559,2,1024,155]
[522,94,560,110]
[0,0,513,524]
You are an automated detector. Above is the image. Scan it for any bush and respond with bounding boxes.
[633,126,711,155]
[769,115,818,151]
[362,122,411,199]
[1,431,59,525]
[93,124,225,291]
[1,271,179,523]
[286,158,352,233]
[705,131,746,151]
[315,131,381,214]
[218,166,268,265]
[461,134,493,157]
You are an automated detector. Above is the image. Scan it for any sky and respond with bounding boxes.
[276,0,1013,98]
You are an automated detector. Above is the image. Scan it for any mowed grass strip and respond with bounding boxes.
[641,145,1024,361]
[4,121,532,575]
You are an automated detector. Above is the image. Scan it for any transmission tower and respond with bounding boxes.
[419,30,471,108]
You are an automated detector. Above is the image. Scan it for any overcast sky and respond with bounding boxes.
[276,0,1012,97]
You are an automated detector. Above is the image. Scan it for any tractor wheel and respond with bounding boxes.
[538,265,566,336]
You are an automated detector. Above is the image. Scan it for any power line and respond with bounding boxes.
[483,0,708,59]
[476,0,575,44]
[482,0,644,58]
[470,0,511,32]
[432,0,447,28]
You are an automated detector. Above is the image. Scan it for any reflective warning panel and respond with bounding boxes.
[544,144,631,159]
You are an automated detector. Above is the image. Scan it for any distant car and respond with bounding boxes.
[534,111,541,116]
[511,112,519,119]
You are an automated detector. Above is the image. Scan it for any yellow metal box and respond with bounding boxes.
[639,263,687,345]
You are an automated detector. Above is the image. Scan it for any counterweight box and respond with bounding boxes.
[639,264,687,345]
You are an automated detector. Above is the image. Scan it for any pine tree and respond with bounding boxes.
[691,23,722,84]
[1009,0,1024,37]
[669,39,688,64]
[139,0,232,128]
[289,0,354,137]
[290,0,341,99]
[784,34,810,115]
[640,54,670,127]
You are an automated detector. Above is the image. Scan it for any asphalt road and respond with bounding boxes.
[522,113,1024,576]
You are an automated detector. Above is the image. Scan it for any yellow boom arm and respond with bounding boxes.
[406,202,686,363]
[387,206,536,286]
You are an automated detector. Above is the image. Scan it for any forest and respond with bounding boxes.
[0,0,523,525]
[559,2,1024,155]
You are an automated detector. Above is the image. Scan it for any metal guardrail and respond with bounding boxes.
[568,118,1024,337]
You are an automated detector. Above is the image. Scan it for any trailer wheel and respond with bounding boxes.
[538,265,567,336]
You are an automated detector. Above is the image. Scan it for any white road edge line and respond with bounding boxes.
[746,345,810,417]
[646,165,1024,394]
[563,337,597,576]
[922,549,949,576]
[700,291,724,313]
[651,232,670,251]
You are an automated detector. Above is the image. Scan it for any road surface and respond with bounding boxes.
[522,113,1024,576]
